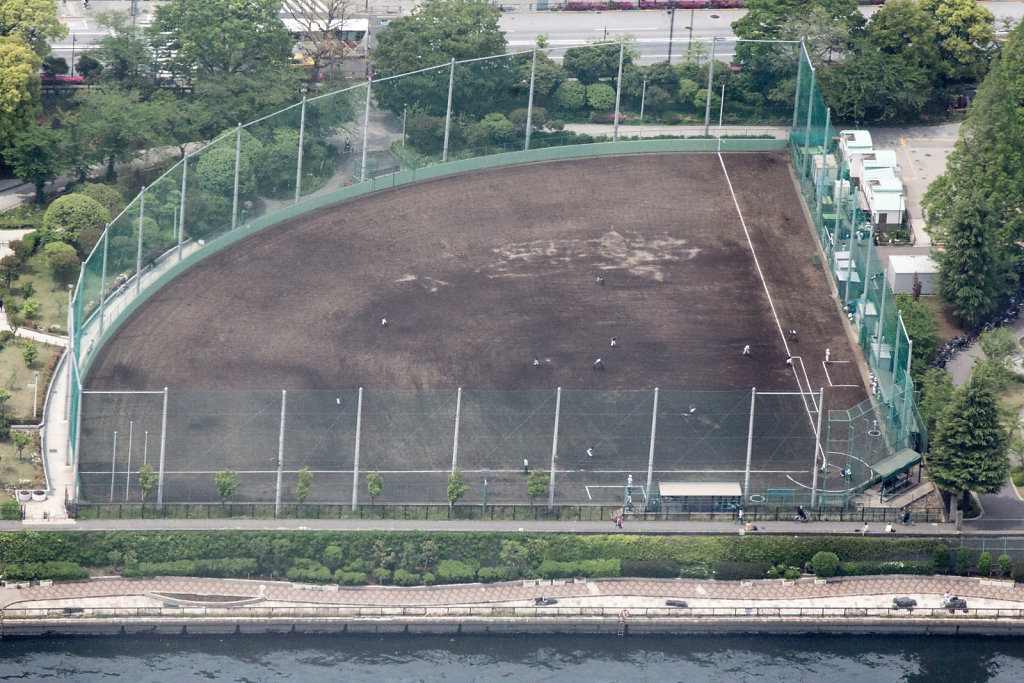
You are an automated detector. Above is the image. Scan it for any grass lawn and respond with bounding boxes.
[9,252,71,335]
[0,441,43,499]
[0,341,57,418]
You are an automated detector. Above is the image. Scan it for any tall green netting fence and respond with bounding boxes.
[789,44,926,492]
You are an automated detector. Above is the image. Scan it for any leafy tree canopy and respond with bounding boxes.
[0,36,41,152]
[372,0,511,117]
[2,119,69,203]
[148,0,292,83]
[92,11,154,87]
[43,193,110,235]
[893,293,939,380]
[0,0,66,57]
[919,0,995,83]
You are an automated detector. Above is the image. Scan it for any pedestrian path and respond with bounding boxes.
[1,575,1021,612]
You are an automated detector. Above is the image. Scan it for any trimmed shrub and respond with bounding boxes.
[620,558,680,578]
[977,552,993,576]
[4,561,89,582]
[933,544,951,573]
[1011,466,1024,487]
[784,567,801,581]
[679,564,710,579]
[393,569,421,586]
[74,183,125,217]
[1,499,21,520]
[335,571,367,586]
[344,558,373,573]
[810,551,840,579]
[436,559,476,584]
[537,559,620,579]
[323,545,345,571]
[287,561,332,584]
[956,547,973,575]
[477,566,511,583]
[42,193,109,235]
[998,554,1013,577]
[422,572,436,586]
[372,567,392,584]
[839,561,932,576]
[711,562,771,581]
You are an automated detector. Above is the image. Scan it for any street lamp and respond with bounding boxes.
[667,9,675,65]
[70,34,76,77]
[30,370,39,419]
[402,104,407,147]
[689,7,695,51]
[481,468,489,513]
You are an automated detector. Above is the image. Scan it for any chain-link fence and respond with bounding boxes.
[790,44,926,496]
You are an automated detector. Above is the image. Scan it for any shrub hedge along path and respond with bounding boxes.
[3,575,1023,611]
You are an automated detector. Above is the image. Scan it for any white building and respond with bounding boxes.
[849,149,899,189]
[886,254,939,295]
[838,129,873,164]
[859,167,906,231]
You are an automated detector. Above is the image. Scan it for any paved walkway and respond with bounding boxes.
[2,575,1021,612]
[563,123,790,139]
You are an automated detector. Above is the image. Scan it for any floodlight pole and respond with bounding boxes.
[792,43,804,130]
[64,284,74,427]
[703,37,718,136]
[525,47,537,151]
[548,387,561,511]
[811,387,825,507]
[98,226,108,336]
[803,69,815,178]
[295,95,307,204]
[156,387,168,510]
[110,431,117,502]
[231,123,242,230]
[178,155,188,261]
[667,9,675,65]
[125,421,133,501]
[451,388,462,474]
[361,79,372,182]
[743,387,756,501]
[442,59,455,163]
[645,388,658,501]
[275,390,286,517]
[351,387,363,510]
[613,39,624,142]
[135,186,145,295]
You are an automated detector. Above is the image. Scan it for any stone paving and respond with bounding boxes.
[3,575,1024,612]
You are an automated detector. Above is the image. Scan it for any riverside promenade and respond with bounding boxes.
[4,575,1024,637]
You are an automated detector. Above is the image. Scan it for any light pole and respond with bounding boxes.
[639,77,647,126]
[70,34,76,77]
[481,468,489,512]
[32,370,39,419]
[402,104,407,147]
[689,7,695,51]
[667,9,675,65]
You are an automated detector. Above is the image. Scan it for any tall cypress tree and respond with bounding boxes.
[927,376,1009,512]
[936,194,1012,328]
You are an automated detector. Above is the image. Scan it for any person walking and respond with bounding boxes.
[586,447,594,458]
[593,358,605,371]
[788,329,798,342]
[523,458,529,474]
[742,345,751,357]
[596,276,605,286]
[533,356,541,367]
[610,337,617,348]
[824,348,831,363]
[736,508,743,524]
[626,474,633,490]
[381,315,388,327]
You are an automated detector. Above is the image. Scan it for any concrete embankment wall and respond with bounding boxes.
[6,617,1024,638]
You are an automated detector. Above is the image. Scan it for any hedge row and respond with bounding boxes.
[3,561,88,582]
[123,558,258,579]
[561,0,885,10]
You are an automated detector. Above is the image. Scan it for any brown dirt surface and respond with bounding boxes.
[80,151,867,504]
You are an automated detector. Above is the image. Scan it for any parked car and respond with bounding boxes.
[892,596,917,611]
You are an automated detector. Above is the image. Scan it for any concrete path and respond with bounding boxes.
[563,123,790,139]
[2,575,1021,612]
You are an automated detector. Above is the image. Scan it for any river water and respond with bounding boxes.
[3,634,1024,682]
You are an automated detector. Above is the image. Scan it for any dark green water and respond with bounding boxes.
[2,634,1024,681]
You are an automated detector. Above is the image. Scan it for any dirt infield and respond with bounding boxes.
[80,151,866,505]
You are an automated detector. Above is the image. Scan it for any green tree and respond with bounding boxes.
[41,55,67,77]
[189,67,302,141]
[2,119,71,203]
[865,0,941,85]
[148,0,292,83]
[214,468,239,504]
[0,254,21,288]
[43,193,110,235]
[928,376,1010,514]
[586,83,616,110]
[447,468,468,506]
[553,80,587,111]
[296,467,313,504]
[74,183,125,217]
[46,243,80,286]
[499,539,530,571]
[0,36,41,152]
[918,367,955,438]
[76,54,103,82]
[138,462,157,504]
[893,293,939,380]
[91,11,155,87]
[73,85,152,180]
[563,41,634,86]
[516,50,564,99]
[971,327,1020,393]
[372,0,511,117]
[366,471,383,503]
[919,0,995,83]
[21,339,37,367]
[11,430,31,460]
[817,44,932,124]
[526,469,549,500]
[0,0,67,57]
[935,193,1012,328]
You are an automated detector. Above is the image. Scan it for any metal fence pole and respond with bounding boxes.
[295,96,307,204]
[704,37,718,136]
[743,387,756,500]
[802,67,815,177]
[525,47,537,151]
[135,186,145,295]
[646,388,658,499]
[548,387,561,511]
[811,387,824,507]
[109,431,117,502]
[817,108,831,213]
[351,387,363,510]
[124,421,133,501]
[451,387,462,474]
[275,390,287,516]
[792,43,804,131]
[178,155,188,261]
[361,80,372,182]
[231,123,242,230]
[156,387,168,510]
[442,59,455,163]
[614,39,624,142]
[99,226,109,337]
